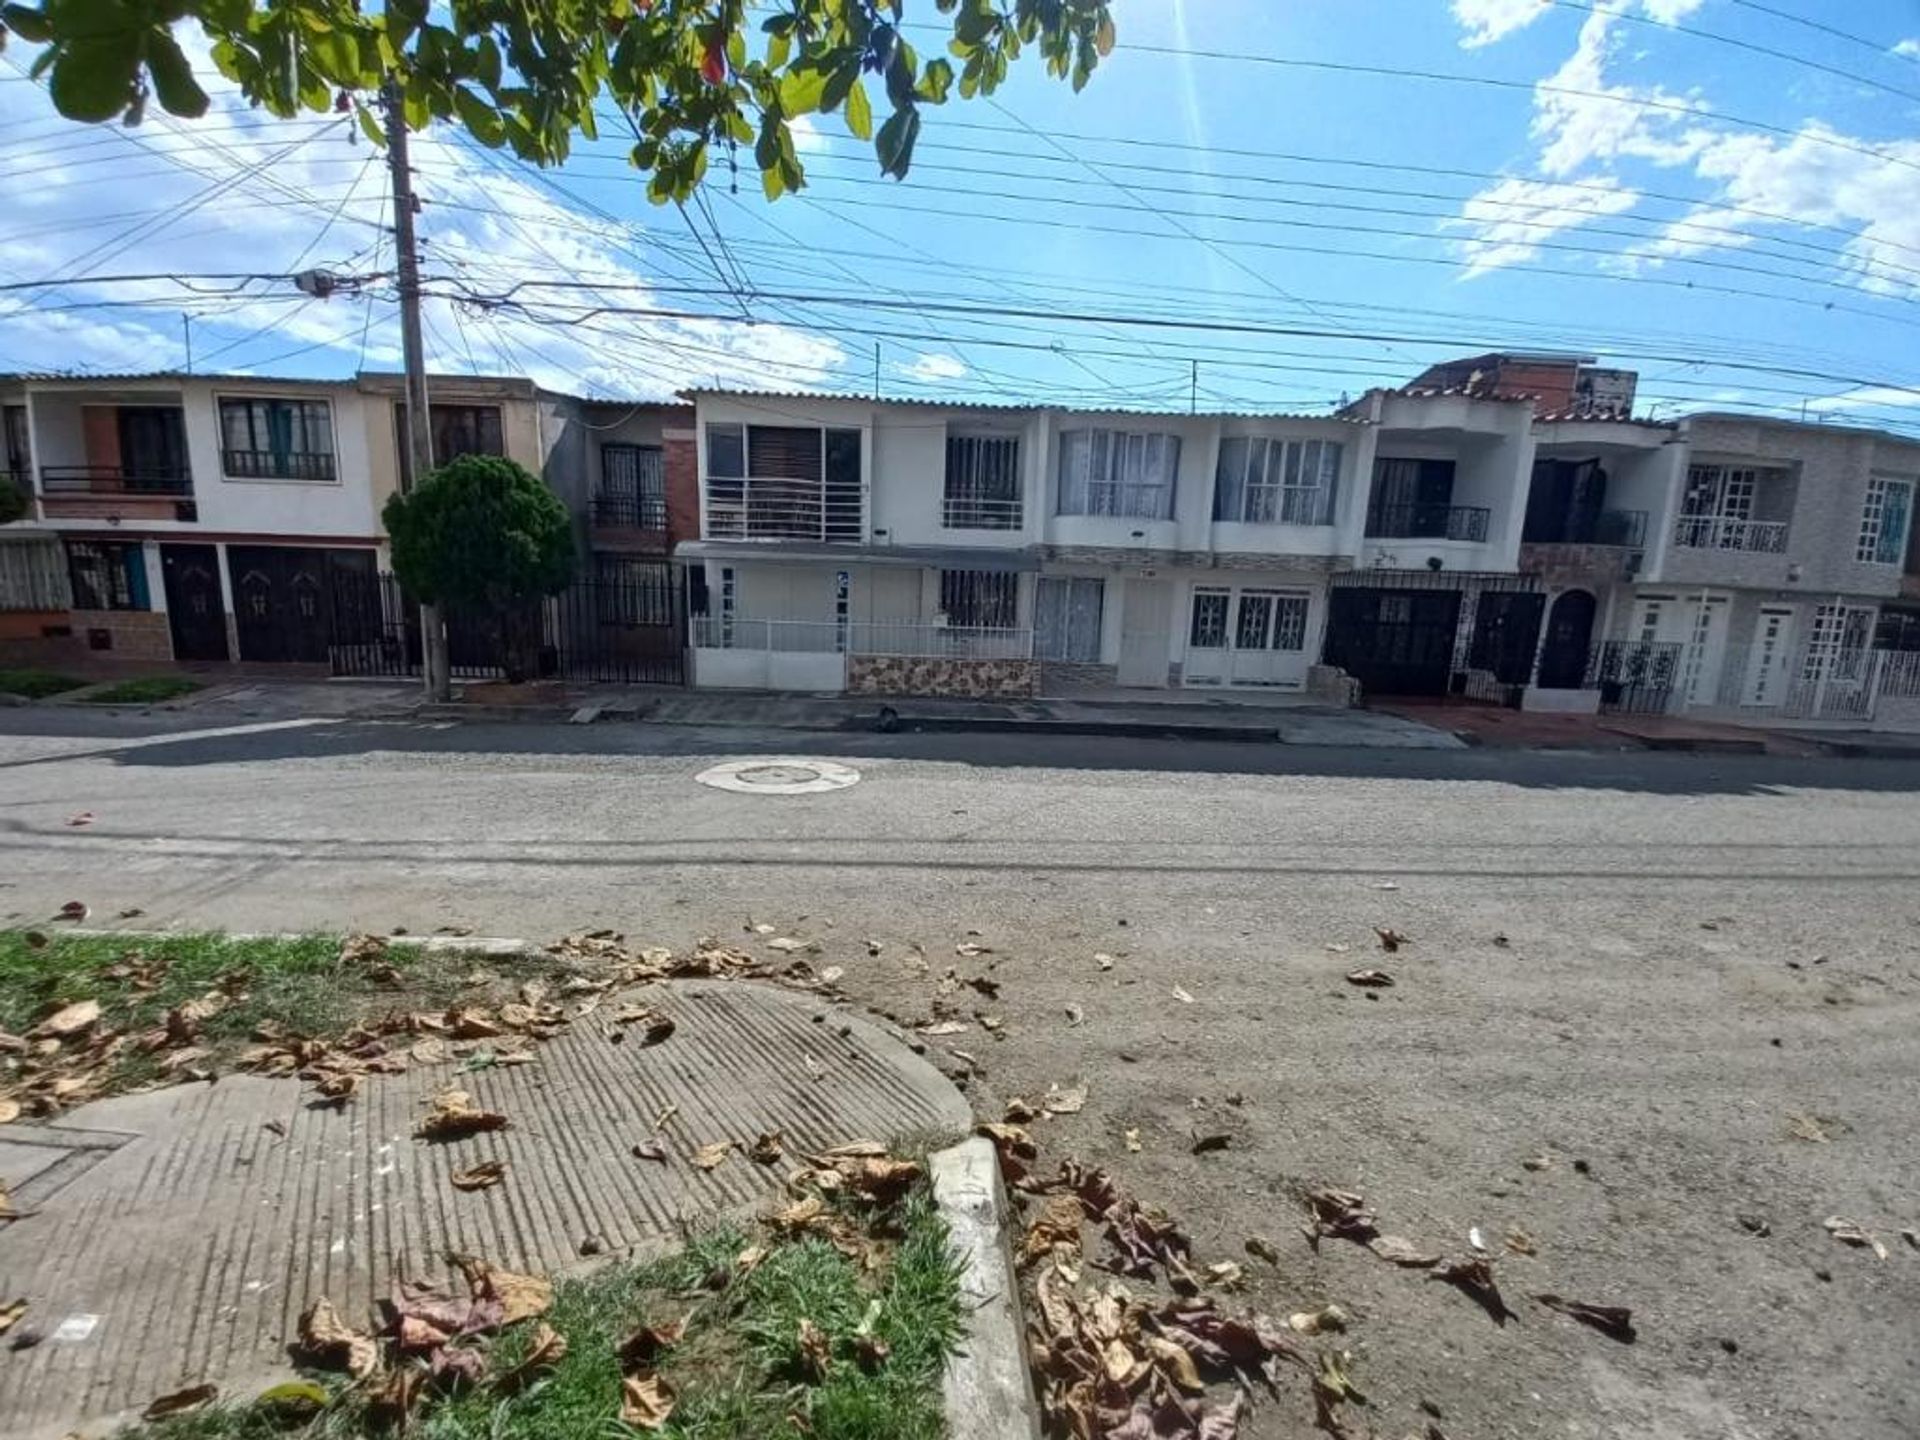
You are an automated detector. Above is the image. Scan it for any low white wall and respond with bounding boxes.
[689,647,846,692]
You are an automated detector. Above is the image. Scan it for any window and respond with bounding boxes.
[1802,603,1874,682]
[219,398,335,480]
[702,422,862,542]
[598,444,666,528]
[939,570,1019,629]
[1213,438,1341,526]
[3,404,28,480]
[394,403,504,488]
[1857,476,1914,565]
[1189,589,1230,648]
[1035,576,1104,661]
[594,558,674,625]
[1056,429,1179,519]
[944,434,1022,529]
[66,540,149,611]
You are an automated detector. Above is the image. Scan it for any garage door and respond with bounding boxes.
[230,546,372,663]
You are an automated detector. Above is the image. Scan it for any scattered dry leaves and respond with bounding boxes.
[691,1140,736,1171]
[450,1160,507,1192]
[1534,1293,1637,1342]
[142,1384,218,1420]
[297,1297,380,1378]
[415,1088,509,1141]
[620,1371,677,1429]
[1345,968,1395,988]
[1824,1216,1890,1259]
[1374,927,1409,952]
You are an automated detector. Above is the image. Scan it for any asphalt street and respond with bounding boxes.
[3,711,1918,1438]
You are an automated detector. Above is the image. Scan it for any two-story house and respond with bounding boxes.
[1595,414,1920,718]
[678,386,1550,701]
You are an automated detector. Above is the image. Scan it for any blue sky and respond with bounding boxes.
[2,0,1918,430]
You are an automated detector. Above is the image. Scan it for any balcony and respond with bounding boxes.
[1364,503,1491,543]
[1525,508,1647,548]
[592,493,669,530]
[1673,516,1788,553]
[221,448,335,482]
[37,463,197,521]
[705,477,862,544]
[942,494,1023,530]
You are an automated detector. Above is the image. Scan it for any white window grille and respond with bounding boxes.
[1056,429,1180,520]
[1188,588,1230,648]
[1035,576,1104,662]
[943,434,1022,529]
[702,422,862,541]
[1857,476,1914,565]
[1801,603,1874,682]
[1213,438,1341,526]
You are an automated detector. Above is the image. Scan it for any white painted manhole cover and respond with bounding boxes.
[695,758,862,795]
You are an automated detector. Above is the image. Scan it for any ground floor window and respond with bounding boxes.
[595,558,675,625]
[1035,576,1104,661]
[939,569,1019,629]
[66,539,149,611]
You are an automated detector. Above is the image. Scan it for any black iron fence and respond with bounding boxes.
[330,570,685,685]
[1587,639,1680,714]
[590,493,669,530]
[1364,503,1492,542]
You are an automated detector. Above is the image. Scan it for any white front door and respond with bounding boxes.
[1117,580,1171,687]
[1184,586,1312,688]
[1742,606,1795,707]
[1679,596,1732,706]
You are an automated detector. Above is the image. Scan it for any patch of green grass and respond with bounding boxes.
[128,1193,965,1440]
[78,675,204,705]
[0,668,87,699]
[0,931,547,1094]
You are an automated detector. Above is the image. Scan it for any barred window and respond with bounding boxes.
[1057,429,1179,519]
[1214,438,1341,525]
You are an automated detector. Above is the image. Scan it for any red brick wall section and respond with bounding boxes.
[663,432,699,544]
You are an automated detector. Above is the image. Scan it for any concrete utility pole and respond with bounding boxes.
[383,79,449,701]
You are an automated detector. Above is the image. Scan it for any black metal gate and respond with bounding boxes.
[160,543,229,662]
[1324,588,1462,697]
[1467,591,1546,686]
[230,546,376,664]
[329,569,685,685]
[1589,640,1680,714]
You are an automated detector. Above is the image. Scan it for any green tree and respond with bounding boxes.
[0,0,1114,199]
[382,453,574,683]
[0,475,26,525]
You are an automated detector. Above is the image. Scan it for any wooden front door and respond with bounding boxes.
[160,544,228,661]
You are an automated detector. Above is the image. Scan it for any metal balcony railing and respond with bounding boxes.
[1524,508,1649,547]
[220,448,335,481]
[941,494,1023,530]
[1672,516,1789,552]
[592,493,669,530]
[704,477,862,543]
[1364,502,1491,542]
[39,464,192,496]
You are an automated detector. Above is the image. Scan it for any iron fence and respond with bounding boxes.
[1588,640,1682,714]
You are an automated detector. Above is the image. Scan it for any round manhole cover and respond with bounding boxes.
[695,758,862,795]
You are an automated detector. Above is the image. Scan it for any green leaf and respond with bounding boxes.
[764,27,790,71]
[452,85,504,145]
[777,61,827,115]
[48,36,139,122]
[915,57,952,103]
[874,103,920,179]
[1,4,53,43]
[473,34,501,90]
[301,22,357,80]
[355,101,383,148]
[144,27,207,117]
[843,74,871,139]
[760,160,785,201]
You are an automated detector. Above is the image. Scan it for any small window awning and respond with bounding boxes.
[675,540,1040,572]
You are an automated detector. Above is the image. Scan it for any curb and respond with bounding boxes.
[61,927,535,958]
[893,715,1281,743]
[928,1135,1042,1440]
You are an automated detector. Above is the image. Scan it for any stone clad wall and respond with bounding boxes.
[847,656,1039,698]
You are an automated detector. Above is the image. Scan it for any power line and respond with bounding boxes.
[1723,0,1920,65]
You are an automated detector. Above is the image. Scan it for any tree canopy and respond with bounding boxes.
[383,453,575,614]
[0,0,1115,199]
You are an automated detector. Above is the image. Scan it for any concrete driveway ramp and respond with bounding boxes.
[0,979,968,1439]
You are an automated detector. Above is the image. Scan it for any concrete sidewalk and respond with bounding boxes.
[0,979,969,1440]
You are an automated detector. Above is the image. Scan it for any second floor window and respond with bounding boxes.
[396,403,505,488]
[703,422,862,542]
[1057,429,1179,520]
[1857,475,1914,566]
[1214,437,1341,526]
[220,398,335,481]
[944,434,1022,529]
[598,444,667,529]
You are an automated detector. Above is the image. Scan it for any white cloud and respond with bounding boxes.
[899,352,967,382]
[788,113,832,155]
[1449,175,1642,276]
[0,38,849,395]
[1811,384,1920,413]
[1639,0,1707,22]
[1891,38,1920,58]
[1451,0,1550,48]
[1530,3,1711,177]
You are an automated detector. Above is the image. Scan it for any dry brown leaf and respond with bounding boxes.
[1288,1304,1350,1335]
[1345,968,1395,988]
[1374,927,1409,952]
[919,1020,969,1036]
[734,1244,768,1276]
[1534,1293,1637,1342]
[1043,1085,1088,1116]
[415,1088,509,1141]
[31,999,100,1039]
[631,1139,668,1163]
[496,1321,568,1393]
[691,1140,735,1171]
[395,1314,452,1353]
[1022,1193,1085,1266]
[311,1072,360,1105]
[975,1122,1036,1157]
[618,1317,687,1368]
[750,1132,785,1164]
[411,1039,450,1065]
[620,1371,677,1429]
[1505,1228,1537,1256]
[456,1257,553,1325]
[1824,1216,1889,1259]
[1205,1261,1246,1290]
[1142,1332,1204,1391]
[1304,1188,1378,1245]
[451,1160,507,1192]
[0,1299,26,1336]
[1245,1235,1281,1267]
[1370,1234,1440,1267]
[298,1297,379,1378]
[1004,1097,1039,1123]
[142,1384,218,1420]
[1786,1112,1831,1143]
[797,1317,833,1379]
[0,1099,21,1125]
[1429,1254,1513,1324]
[774,1195,826,1231]
[367,1367,424,1424]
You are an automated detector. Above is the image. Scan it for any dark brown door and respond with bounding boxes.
[160,544,228,661]
[230,545,334,663]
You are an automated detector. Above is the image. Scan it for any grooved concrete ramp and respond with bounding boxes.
[0,980,969,1439]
